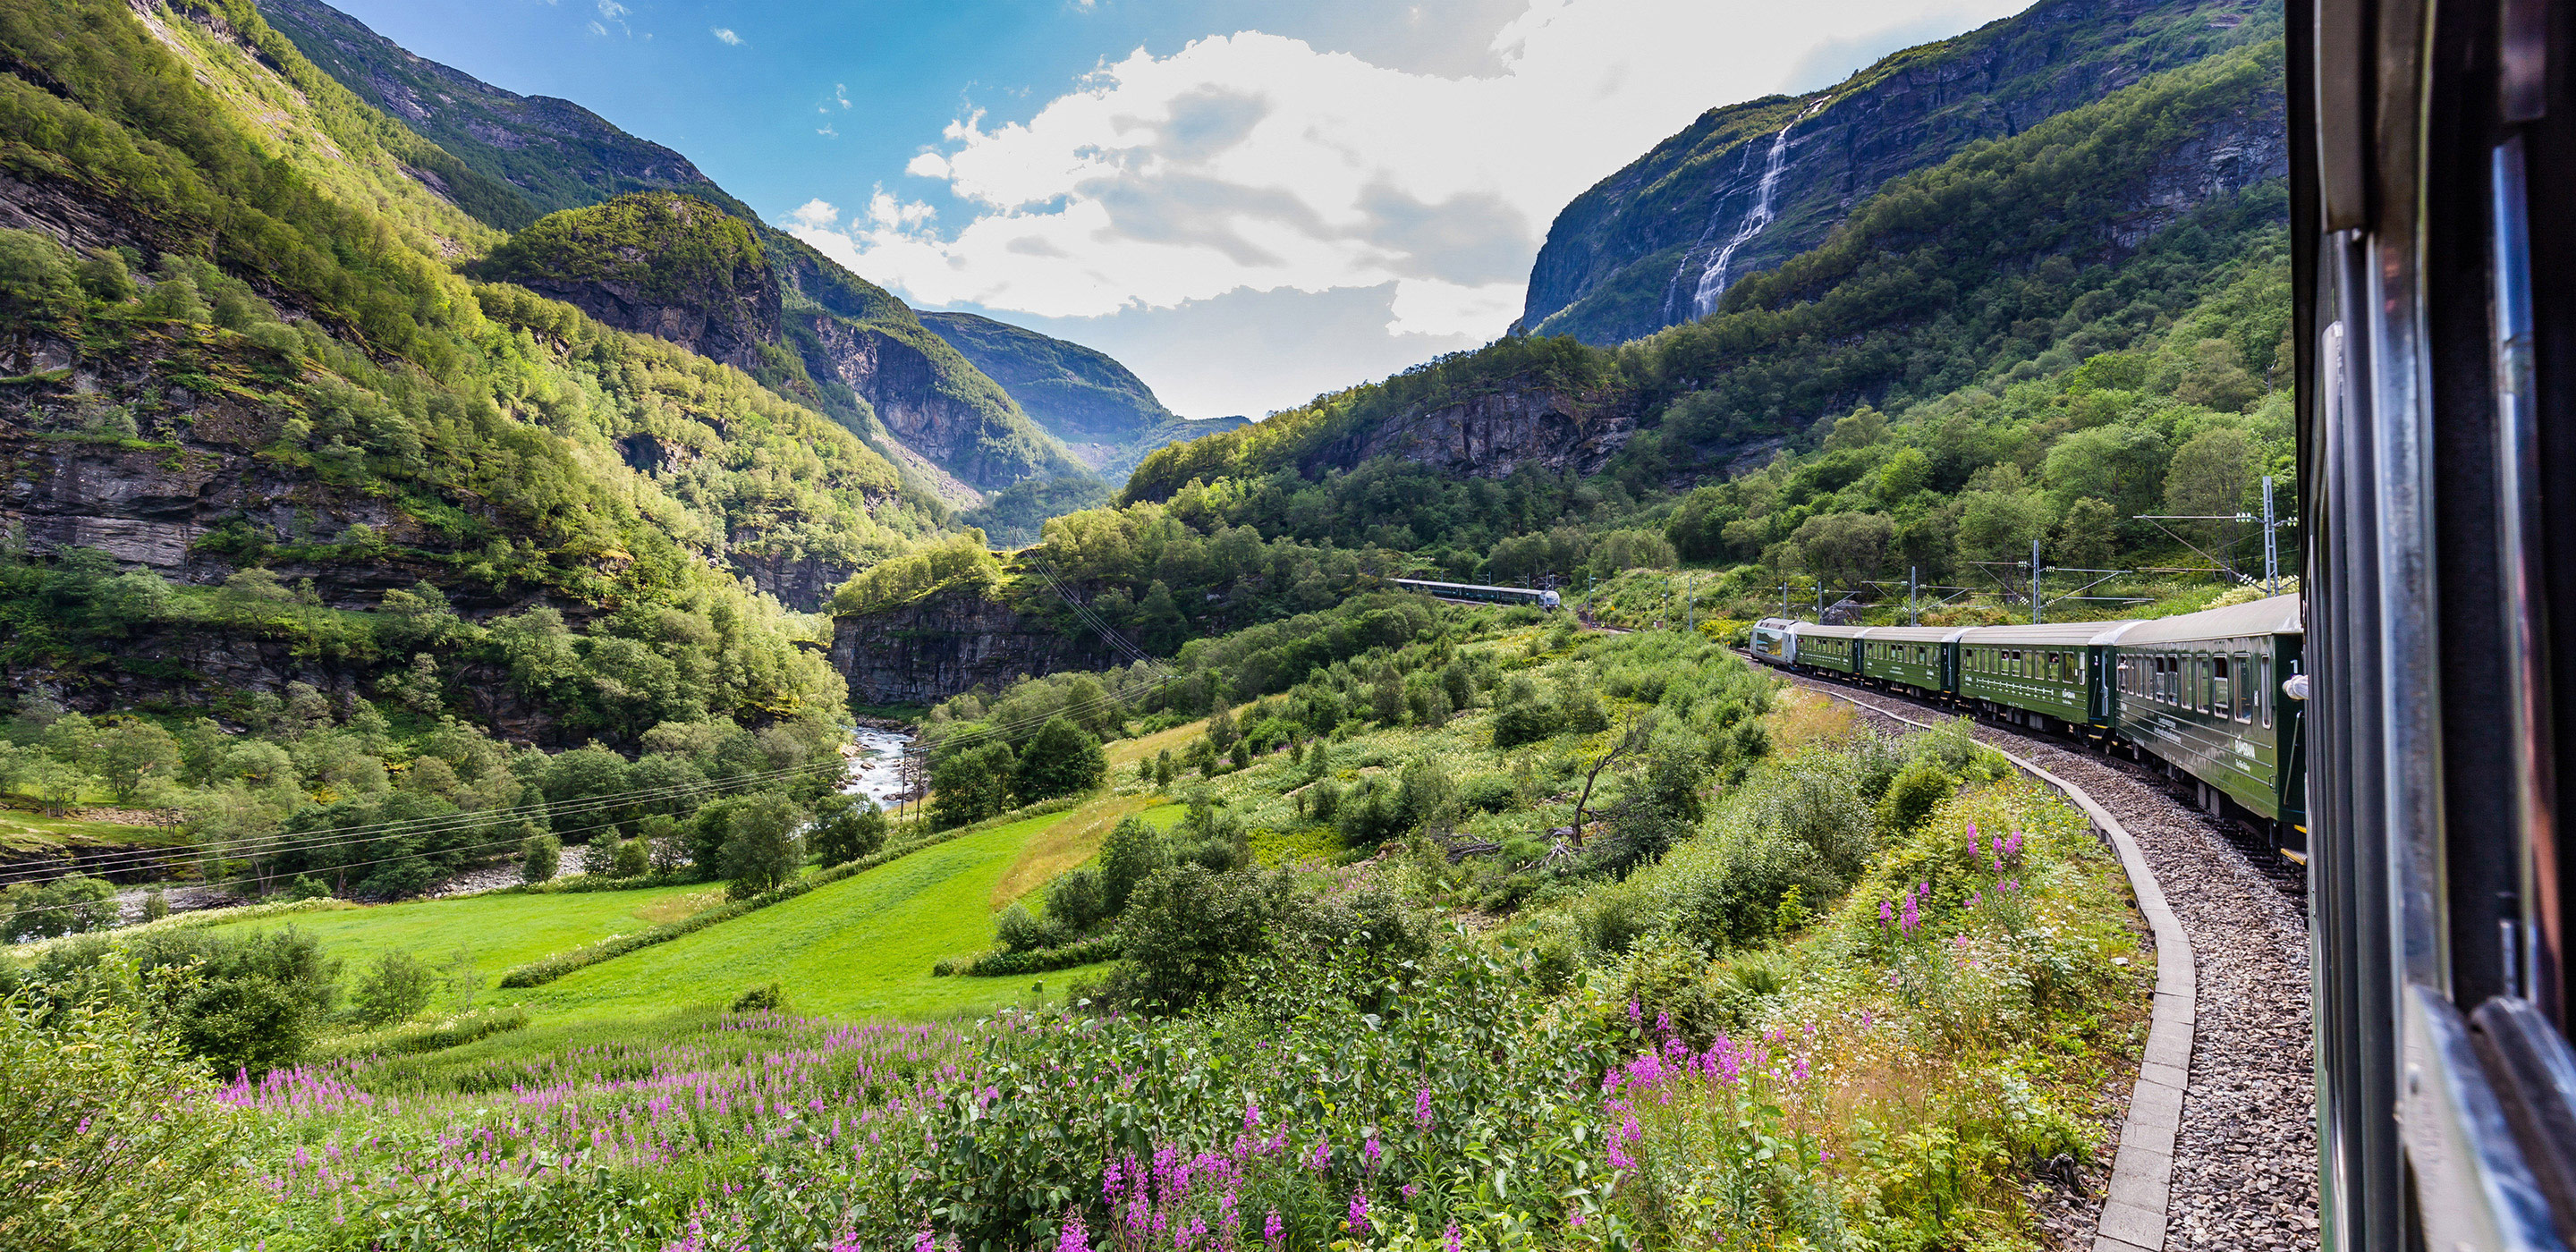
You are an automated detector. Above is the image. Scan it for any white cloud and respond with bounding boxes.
[788,199,842,231]
[712,27,742,46]
[818,124,839,139]
[789,0,2029,346]
[835,84,852,108]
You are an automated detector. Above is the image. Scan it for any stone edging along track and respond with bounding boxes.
[1791,679,2191,1252]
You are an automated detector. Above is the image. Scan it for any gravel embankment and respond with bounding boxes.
[1781,673,2320,1252]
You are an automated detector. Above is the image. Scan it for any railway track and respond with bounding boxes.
[1767,665,2321,1252]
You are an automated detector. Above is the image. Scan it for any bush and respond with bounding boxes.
[1877,759,1959,836]
[520,833,562,884]
[1113,865,1286,1011]
[930,740,1016,829]
[1334,776,1407,848]
[1489,679,1555,749]
[1098,816,1173,916]
[0,967,242,1252]
[962,933,1123,977]
[1014,715,1107,802]
[730,982,786,1013]
[0,874,119,942]
[140,889,167,922]
[284,876,334,901]
[348,949,436,1028]
[811,794,888,865]
[1044,866,1108,932]
[995,903,1069,953]
[610,833,651,878]
[718,793,807,898]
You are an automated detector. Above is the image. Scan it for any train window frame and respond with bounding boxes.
[2213,655,2233,717]
[2233,650,2254,722]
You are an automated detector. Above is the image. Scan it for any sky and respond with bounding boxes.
[324,0,2036,419]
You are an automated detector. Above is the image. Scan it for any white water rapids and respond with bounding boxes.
[841,726,914,810]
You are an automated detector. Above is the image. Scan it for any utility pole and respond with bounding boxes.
[2261,475,2279,596]
[1909,566,1919,627]
[2030,537,2043,624]
[1685,575,1696,634]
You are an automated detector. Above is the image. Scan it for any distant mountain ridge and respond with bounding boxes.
[1523,0,2278,345]
[260,0,1191,501]
[917,311,1246,480]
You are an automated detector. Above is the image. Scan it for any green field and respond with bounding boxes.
[199,881,727,990]
[502,808,1095,1021]
[0,805,182,856]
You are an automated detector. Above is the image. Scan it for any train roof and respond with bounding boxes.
[1953,619,2147,647]
[1787,622,1868,639]
[1854,625,1978,643]
[2115,593,2303,644]
[1389,578,1544,595]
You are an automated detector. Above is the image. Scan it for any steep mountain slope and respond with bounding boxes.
[918,310,1246,478]
[257,0,732,224]
[258,0,1114,501]
[1523,0,2277,345]
[1128,36,2289,501]
[0,0,920,733]
[479,191,783,374]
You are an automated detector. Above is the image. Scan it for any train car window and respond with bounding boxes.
[2233,652,2253,722]
[2258,655,2271,728]
[2213,656,2233,716]
[2198,657,2213,714]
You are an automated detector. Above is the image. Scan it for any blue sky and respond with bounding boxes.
[326,0,2033,419]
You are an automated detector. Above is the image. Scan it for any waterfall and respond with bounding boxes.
[1663,100,1826,326]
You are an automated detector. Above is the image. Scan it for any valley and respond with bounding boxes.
[0,0,2305,1248]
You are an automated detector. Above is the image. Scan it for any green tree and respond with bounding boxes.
[1792,511,1895,588]
[929,740,1016,829]
[1013,715,1106,803]
[2164,427,2258,540]
[717,792,807,898]
[2174,338,2265,412]
[349,949,436,1028]
[810,793,888,864]
[2054,496,2121,570]
[91,720,181,803]
[0,230,81,334]
[520,832,561,884]
[1956,478,2056,563]
[1098,816,1173,917]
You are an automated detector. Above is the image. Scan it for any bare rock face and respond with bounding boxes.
[829,587,1115,706]
[796,312,1030,492]
[513,262,781,376]
[1309,383,1642,479]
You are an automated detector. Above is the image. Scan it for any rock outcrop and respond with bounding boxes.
[1307,383,1642,479]
[829,587,1115,706]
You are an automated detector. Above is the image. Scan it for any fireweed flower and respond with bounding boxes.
[1415,1086,1434,1131]
[916,1228,936,1252]
[1445,1222,1463,1252]
[1363,1135,1382,1169]
[1055,1212,1089,1252]
[1880,899,1894,926]
[1265,1208,1285,1248]
[1305,1138,1330,1171]
[1348,1189,1372,1235]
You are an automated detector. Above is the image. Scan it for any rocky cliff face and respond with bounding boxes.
[1307,384,1641,479]
[520,265,780,376]
[1524,0,2276,344]
[829,587,1115,706]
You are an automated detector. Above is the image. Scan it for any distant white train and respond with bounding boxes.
[1388,579,1560,610]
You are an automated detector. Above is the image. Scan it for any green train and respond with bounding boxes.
[1750,594,2306,861]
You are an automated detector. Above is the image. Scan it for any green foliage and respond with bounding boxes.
[832,534,1003,614]
[348,948,436,1028]
[520,832,562,884]
[728,981,786,1013]
[1097,815,1172,917]
[810,793,889,865]
[479,192,769,309]
[0,873,116,943]
[929,740,1016,830]
[716,793,806,898]
[1012,715,1106,804]
[0,969,241,1252]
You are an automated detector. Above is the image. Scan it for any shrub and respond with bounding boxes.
[1877,758,1959,836]
[610,833,651,877]
[1577,878,1664,956]
[994,903,1068,954]
[140,889,167,922]
[1044,866,1108,932]
[1098,816,1173,916]
[0,874,118,942]
[348,949,436,1028]
[930,740,1016,829]
[1113,865,1286,1011]
[0,967,242,1252]
[1334,776,1408,848]
[284,876,333,901]
[730,982,786,1013]
[520,833,561,884]
[811,795,889,864]
[718,794,807,898]
[1489,679,1555,749]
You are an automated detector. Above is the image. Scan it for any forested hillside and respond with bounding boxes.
[0,0,908,743]
[920,309,1246,479]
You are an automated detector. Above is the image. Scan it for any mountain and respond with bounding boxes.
[256,0,733,224]
[479,191,783,374]
[1127,34,2290,503]
[260,0,1135,502]
[918,310,1247,479]
[1522,0,2278,345]
[0,0,932,738]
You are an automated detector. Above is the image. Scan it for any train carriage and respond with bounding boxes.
[2110,595,2306,854]
[1854,625,1969,697]
[1750,618,1797,664]
[1786,622,1862,674]
[1953,622,2129,734]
